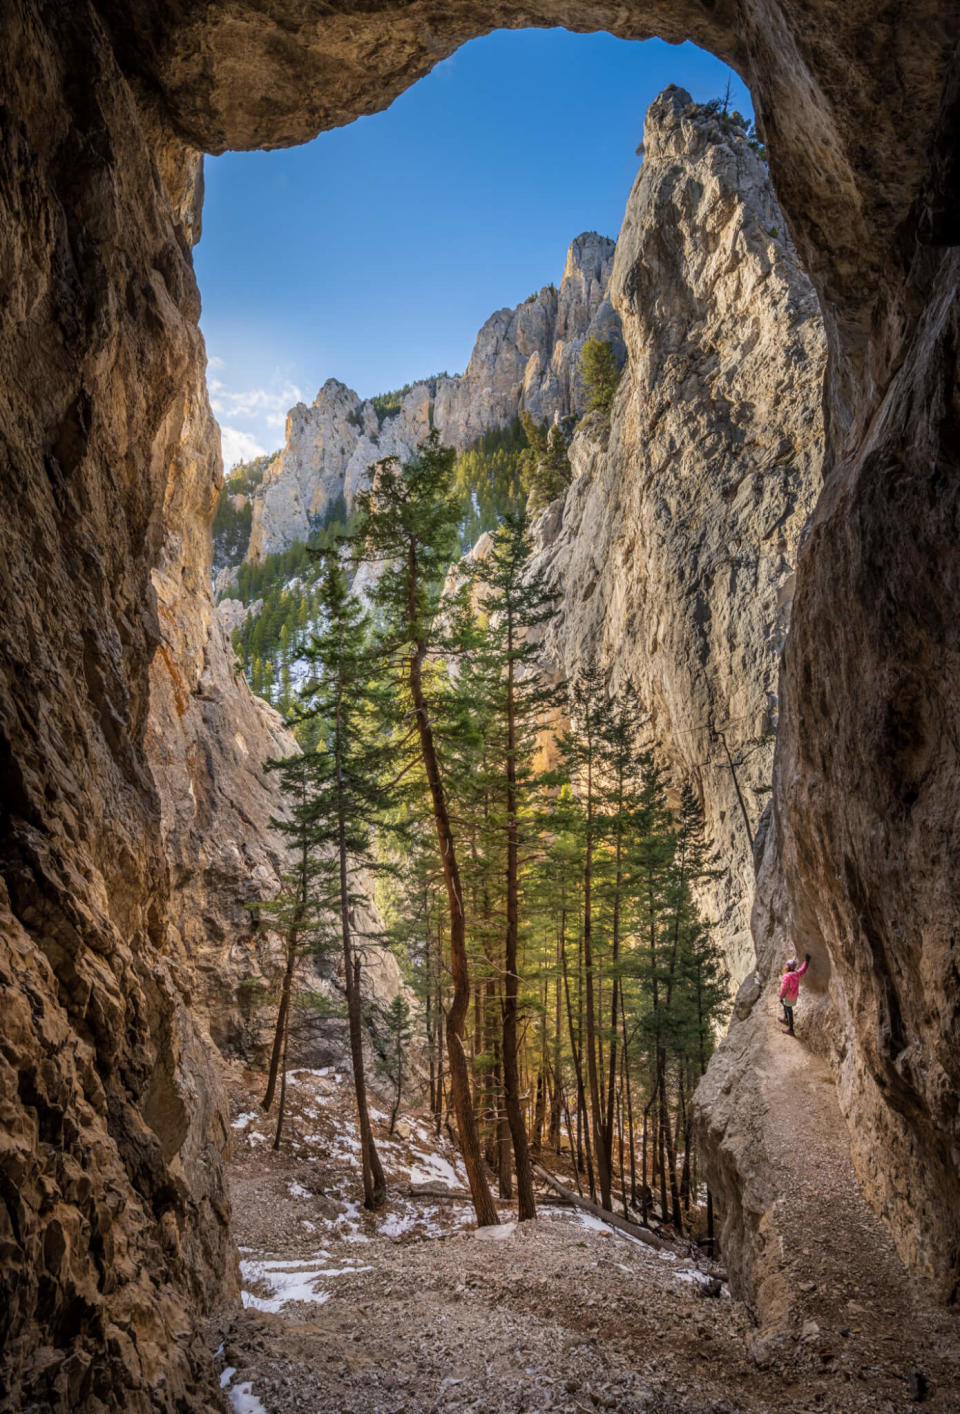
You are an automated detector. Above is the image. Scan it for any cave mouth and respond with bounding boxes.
[4,3,959,1409]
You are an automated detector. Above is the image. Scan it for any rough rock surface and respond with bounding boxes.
[214,1065,960,1413]
[531,90,825,986]
[0,4,232,1406]
[433,230,623,444]
[2,0,959,1408]
[245,232,621,562]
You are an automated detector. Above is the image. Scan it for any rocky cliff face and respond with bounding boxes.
[433,230,623,443]
[245,231,622,562]
[532,89,825,987]
[0,6,232,1407]
[3,1,959,1406]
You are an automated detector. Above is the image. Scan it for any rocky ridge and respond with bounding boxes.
[530,89,825,988]
[244,231,622,563]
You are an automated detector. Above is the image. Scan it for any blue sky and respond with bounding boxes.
[196,29,751,468]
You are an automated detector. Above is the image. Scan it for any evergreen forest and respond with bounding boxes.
[221,415,576,718]
[254,432,729,1245]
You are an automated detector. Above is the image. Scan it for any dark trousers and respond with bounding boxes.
[781,1000,795,1032]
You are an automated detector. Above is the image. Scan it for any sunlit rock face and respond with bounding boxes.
[245,231,621,562]
[531,87,826,991]
[1,0,957,1405]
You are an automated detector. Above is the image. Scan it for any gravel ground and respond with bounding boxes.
[210,1065,960,1414]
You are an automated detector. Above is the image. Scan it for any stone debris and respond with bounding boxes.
[212,1065,960,1414]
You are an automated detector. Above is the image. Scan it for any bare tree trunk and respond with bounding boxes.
[497,1100,513,1199]
[620,990,638,1205]
[434,935,445,1139]
[561,915,595,1198]
[263,926,297,1115]
[559,1081,583,1197]
[601,822,625,1191]
[272,1000,291,1150]
[617,1057,628,1218]
[501,641,536,1220]
[549,952,563,1153]
[641,1079,657,1226]
[677,1066,692,1216]
[582,752,612,1211]
[332,668,387,1210]
[658,1050,683,1230]
[408,571,497,1224]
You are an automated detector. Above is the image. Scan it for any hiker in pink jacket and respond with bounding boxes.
[779,953,811,1035]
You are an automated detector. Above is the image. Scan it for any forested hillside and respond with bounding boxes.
[218,415,577,716]
[250,433,727,1244]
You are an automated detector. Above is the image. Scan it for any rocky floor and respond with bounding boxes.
[210,1058,960,1413]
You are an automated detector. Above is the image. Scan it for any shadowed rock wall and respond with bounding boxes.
[0,2,233,1407]
[1,0,958,1406]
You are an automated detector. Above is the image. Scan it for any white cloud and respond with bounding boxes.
[220,426,267,470]
[207,354,226,371]
[208,380,303,424]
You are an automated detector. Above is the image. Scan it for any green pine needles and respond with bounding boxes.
[252,431,730,1243]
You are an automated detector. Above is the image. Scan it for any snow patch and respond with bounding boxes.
[227,1380,270,1414]
[240,1258,332,1312]
[406,1149,461,1187]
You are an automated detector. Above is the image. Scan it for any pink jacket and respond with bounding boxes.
[779,959,808,1003]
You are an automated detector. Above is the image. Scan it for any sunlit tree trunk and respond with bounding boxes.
[408,588,497,1226]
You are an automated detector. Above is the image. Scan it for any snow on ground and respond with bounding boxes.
[405,1147,462,1187]
[219,1064,758,1411]
[217,1060,960,1414]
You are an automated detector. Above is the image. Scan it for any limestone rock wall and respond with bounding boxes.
[532,89,825,986]
[2,2,959,1406]
[0,3,233,1406]
[245,231,622,562]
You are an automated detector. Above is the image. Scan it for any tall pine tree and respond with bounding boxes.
[355,431,500,1227]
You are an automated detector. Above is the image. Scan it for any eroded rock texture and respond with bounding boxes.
[2,0,958,1405]
[532,89,824,986]
[245,231,620,563]
[0,3,232,1407]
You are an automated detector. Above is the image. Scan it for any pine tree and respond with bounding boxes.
[467,509,562,1219]
[579,337,622,413]
[519,413,571,512]
[378,995,415,1135]
[354,431,500,1227]
[283,550,394,1209]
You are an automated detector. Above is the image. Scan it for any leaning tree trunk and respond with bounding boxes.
[408,607,498,1227]
[263,836,307,1113]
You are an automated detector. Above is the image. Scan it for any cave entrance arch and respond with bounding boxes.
[1,8,957,1408]
[160,3,958,1301]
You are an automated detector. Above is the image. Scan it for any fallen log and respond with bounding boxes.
[406,1184,490,1202]
[531,1164,681,1253]
[406,1184,570,1207]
